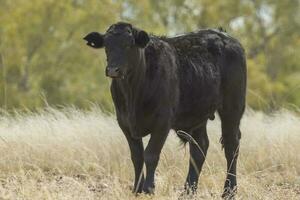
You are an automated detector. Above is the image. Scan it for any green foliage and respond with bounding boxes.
[0,0,299,111]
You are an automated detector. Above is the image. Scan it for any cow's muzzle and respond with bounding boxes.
[105,66,122,78]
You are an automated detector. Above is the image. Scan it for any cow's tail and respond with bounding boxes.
[176,130,207,157]
[177,129,224,150]
[176,130,195,145]
[175,130,189,145]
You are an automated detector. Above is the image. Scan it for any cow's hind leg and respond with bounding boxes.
[219,52,246,198]
[218,105,244,198]
[184,123,209,194]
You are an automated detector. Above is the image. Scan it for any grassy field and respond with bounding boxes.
[0,107,299,200]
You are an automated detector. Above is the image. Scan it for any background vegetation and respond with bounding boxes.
[0,0,299,112]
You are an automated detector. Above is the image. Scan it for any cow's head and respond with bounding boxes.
[84,22,150,78]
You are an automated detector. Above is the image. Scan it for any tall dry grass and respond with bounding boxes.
[0,107,299,199]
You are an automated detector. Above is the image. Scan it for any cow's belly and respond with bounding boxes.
[173,101,219,131]
[173,77,221,131]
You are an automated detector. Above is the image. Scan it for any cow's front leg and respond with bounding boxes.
[143,132,168,194]
[123,132,145,194]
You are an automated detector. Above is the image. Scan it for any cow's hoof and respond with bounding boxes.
[179,190,194,199]
[142,186,155,195]
[184,184,197,195]
[221,187,237,199]
[178,185,197,200]
[131,187,143,195]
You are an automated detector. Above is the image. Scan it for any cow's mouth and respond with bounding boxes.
[106,74,125,79]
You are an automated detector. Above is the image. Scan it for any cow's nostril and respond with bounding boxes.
[106,66,121,78]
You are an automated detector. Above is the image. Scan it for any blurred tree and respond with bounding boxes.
[0,0,121,110]
[0,0,299,111]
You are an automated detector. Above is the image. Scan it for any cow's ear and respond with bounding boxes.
[134,30,150,48]
[83,32,104,48]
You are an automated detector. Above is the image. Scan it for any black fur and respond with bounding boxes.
[84,22,246,198]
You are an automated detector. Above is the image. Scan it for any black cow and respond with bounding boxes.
[84,22,246,198]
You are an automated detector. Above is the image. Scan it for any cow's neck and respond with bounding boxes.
[126,48,147,88]
[117,48,147,111]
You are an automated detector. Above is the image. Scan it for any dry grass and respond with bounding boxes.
[0,107,299,200]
